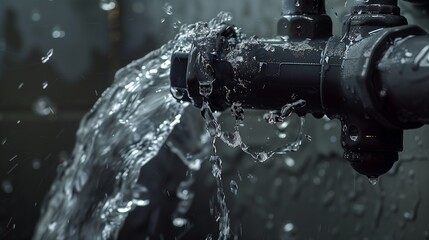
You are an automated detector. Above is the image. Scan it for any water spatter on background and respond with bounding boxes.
[33,96,56,116]
[167,138,209,227]
[229,180,238,195]
[163,3,173,16]
[34,12,234,240]
[99,0,117,11]
[41,49,54,63]
[52,25,66,39]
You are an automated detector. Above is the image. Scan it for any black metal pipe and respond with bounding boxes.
[278,0,332,38]
[184,39,327,114]
[169,0,429,179]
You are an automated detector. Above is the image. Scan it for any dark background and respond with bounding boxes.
[1,0,429,239]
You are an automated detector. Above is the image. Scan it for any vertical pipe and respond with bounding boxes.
[278,0,332,38]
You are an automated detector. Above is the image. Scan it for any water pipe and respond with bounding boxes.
[170,0,429,179]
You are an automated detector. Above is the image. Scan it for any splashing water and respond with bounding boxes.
[34,13,234,240]
[190,19,308,239]
[35,11,307,240]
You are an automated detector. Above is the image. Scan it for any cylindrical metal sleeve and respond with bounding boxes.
[186,39,327,113]
[377,35,429,126]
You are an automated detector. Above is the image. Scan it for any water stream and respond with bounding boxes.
[34,13,234,240]
[34,12,306,240]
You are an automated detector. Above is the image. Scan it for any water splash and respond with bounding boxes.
[191,19,308,238]
[34,13,233,240]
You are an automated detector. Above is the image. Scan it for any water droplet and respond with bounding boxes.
[176,181,193,200]
[247,174,257,183]
[221,131,241,148]
[117,201,133,213]
[256,152,269,162]
[405,50,413,58]
[403,211,416,221]
[163,3,173,15]
[9,155,17,162]
[2,180,13,193]
[42,82,49,89]
[132,185,150,206]
[33,96,56,116]
[210,155,222,178]
[1,137,7,145]
[18,83,24,89]
[173,20,182,29]
[172,217,187,227]
[161,18,166,23]
[368,177,378,185]
[305,134,312,141]
[277,121,289,130]
[41,49,54,63]
[31,9,41,22]
[229,180,238,195]
[283,222,294,232]
[99,0,116,11]
[48,222,57,232]
[277,132,287,139]
[284,156,295,167]
[32,159,41,170]
[52,26,66,39]
[348,126,359,142]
